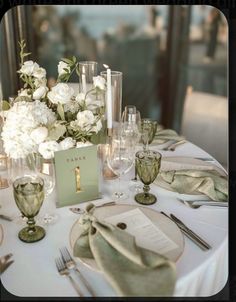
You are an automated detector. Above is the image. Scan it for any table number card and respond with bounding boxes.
[54,145,99,207]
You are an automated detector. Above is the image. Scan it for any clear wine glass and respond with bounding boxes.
[34,156,58,225]
[140,118,158,151]
[107,128,134,200]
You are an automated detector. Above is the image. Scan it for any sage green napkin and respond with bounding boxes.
[157,170,228,202]
[73,204,176,297]
[153,125,185,145]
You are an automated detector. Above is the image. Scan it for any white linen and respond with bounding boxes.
[0,141,228,297]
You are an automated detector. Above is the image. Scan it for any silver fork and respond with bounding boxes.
[60,247,95,297]
[55,257,84,297]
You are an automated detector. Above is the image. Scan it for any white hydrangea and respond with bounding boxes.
[1,100,56,159]
[38,141,60,159]
[59,137,76,150]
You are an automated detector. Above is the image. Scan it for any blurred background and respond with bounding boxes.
[0,5,228,167]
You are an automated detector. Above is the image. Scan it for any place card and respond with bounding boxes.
[105,208,178,255]
[54,145,99,207]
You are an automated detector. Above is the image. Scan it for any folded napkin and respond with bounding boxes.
[157,170,228,202]
[73,204,176,297]
[153,125,184,145]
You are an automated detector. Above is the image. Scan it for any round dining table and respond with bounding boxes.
[0,140,228,298]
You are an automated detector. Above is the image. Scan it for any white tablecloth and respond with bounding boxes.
[0,142,228,297]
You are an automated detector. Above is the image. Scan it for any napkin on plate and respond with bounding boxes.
[156,169,228,202]
[153,125,184,145]
[73,203,176,297]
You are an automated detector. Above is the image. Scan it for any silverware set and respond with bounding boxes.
[161,212,211,251]
[159,139,186,151]
[69,201,116,214]
[55,246,95,297]
[0,253,14,274]
[177,198,228,209]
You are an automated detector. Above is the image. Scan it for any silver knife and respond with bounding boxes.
[0,214,13,221]
[161,211,211,251]
[170,214,211,251]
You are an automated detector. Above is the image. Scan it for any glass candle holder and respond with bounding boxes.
[134,150,161,205]
[100,71,122,128]
[79,61,98,94]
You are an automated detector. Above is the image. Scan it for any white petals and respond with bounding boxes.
[38,141,60,159]
[58,61,70,76]
[93,76,106,90]
[47,83,74,104]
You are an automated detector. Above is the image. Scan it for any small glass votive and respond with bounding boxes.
[134,150,162,205]
[97,144,117,180]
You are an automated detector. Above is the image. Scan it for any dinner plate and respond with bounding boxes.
[154,156,227,196]
[70,204,184,271]
[0,224,3,246]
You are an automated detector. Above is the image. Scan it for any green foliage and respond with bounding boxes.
[57,103,65,120]
[47,123,67,141]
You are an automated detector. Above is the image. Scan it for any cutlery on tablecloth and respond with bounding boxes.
[55,257,84,297]
[0,214,13,221]
[194,157,215,162]
[160,140,186,151]
[177,198,228,209]
[69,201,116,214]
[60,247,95,297]
[161,212,211,251]
[0,253,14,274]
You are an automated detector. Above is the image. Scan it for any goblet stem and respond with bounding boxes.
[27,217,37,233]
[143,184,150,196]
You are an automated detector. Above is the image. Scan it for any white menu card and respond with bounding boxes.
[105,208,178,255]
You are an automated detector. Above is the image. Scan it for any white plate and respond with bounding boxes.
[154,156,227,196]
[70,204,184,271]
[0,224,3,246]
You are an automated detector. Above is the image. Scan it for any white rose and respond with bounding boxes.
[76,110,95,131]
[33,86,48,100]
[76,141,93,148]
[93,76,106,90]
[92,119,102,133]
[19,60,39,76]
[59,137,76,150]
[30,127,48,144]
[58,61,70,76]
[33,67,46,79]
[38,141,60,159]
[47,83,74,105]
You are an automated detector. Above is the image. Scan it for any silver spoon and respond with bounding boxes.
[177,198,228,209]
[69,201,116,214]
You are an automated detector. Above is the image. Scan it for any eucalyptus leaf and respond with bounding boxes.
[57,103,65,120]
[47,124,66,141]
[62,58,73,64]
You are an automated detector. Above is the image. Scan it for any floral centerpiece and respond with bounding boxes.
[1,40,107,160]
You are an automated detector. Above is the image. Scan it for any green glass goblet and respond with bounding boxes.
[140,118,158,151]
[134,150,161,205]
[13,175,46,243]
